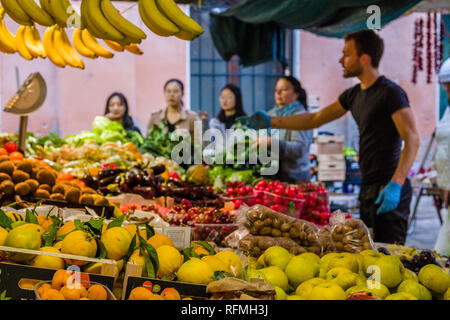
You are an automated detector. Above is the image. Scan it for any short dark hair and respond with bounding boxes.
[277,76,308,111]
[217,83,246,122]
[344,29,384,68]
[105,92,135,130]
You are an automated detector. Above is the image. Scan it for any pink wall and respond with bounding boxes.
[299,12,438,140]
[0,2,187,137]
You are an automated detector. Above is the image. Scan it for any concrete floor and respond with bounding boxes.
[405,194,447,250]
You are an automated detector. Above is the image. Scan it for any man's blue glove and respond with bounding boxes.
[250,111,271,129]
[375,181,402,214]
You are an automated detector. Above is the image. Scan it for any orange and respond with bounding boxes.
[86,284,107,300]
[40,289,65,300]
[80,298,90,300]
[37,283,52,297]
[128,287,154,300]
[161,288,181,300]
[0,148,7,156]
[52,269,73,290]
[37,216,54,232]
[182,297,193,300]
[56,221,76,238]
[147,233,174,249]
[148,294,165,300]
[9,151,23,161]
[60,285,83,300]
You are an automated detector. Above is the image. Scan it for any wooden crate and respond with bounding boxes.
[34,281,117,300]
[122,262,209,300]
[0,245,117,300]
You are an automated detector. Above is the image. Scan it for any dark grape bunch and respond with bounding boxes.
[401,250,443,274]
[377,247,391,255]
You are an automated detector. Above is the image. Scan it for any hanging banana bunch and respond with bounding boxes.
[0,6,16,54]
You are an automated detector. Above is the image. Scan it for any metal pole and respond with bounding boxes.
[15,66,28,154]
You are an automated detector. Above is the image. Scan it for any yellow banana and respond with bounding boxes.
[81,28,113,59]
[31,25,46,58]
[124,43,143,55]
[83,0,124,41]
[23,25,42,58]
[15,25,34,60]
[0,8,16,53]
[80,0,105,38]
[17,0,55,26]
[1,0,33,25]
[72,28,97,59]
[50,0,83,28]
[103,39,124,52]
[39,0,53,17]
[155,0,203,36]
[100,0,146,41]
[138,0,179,37]
[53,26,84,69]
[43,25,66,68]
[175,29,199,41]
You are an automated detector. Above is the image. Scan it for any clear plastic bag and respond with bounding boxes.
[239,204,322,255]
[238,234,308,257]
[328,211,376,253]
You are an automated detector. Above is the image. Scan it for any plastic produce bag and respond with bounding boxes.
[434,208,450,257]
[238,204,322,255]
[238,234,308,257]
[435,108,450,190]
[328,211,376,253]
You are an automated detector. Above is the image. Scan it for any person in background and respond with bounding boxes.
[250,30,421,245]
[209,83,247,134]
[105,92,141,134]
[147,79,199,136]
[256,75,313,183]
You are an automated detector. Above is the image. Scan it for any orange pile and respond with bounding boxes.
[38,269,108,300]
[128,281,190,300]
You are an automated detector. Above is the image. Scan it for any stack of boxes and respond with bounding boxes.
[316,135,346,182]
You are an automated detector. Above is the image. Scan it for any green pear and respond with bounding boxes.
[397,279,432,300]
[259,266,289,292]
[274,286,287,300]
[373,255,405,289]
[285,255,320,289]
[327,253,359,273]
[263,246,292,270]
[385,292,418,300]
[403,268,418,282]
[418,264,450,294]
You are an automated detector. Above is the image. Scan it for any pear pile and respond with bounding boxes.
[246,246,450,300]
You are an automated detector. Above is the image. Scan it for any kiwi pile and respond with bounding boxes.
[239,234,307,257]
[330,218,374,253]
[0,157,109,206]
[243,204,322,255]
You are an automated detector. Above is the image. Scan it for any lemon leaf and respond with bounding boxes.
[25,209,39,225]
[96,239,107,259]
[124,233,137,263]
[0,210,13,230]
[197,241,216,255]
[106,214,125,230]
[42,223,58,247]
[145,224,155,239]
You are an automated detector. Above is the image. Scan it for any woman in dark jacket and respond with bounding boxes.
[104,92,141,134]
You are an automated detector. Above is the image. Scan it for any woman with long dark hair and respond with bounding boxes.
[147,78,199,136]
[209,83,247,134]
[256,76,313,183]
[104,92,141,134]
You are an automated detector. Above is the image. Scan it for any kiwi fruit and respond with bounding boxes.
[16,160,33,174]
[263,218,272,227]
[25,179,39,194]
[34,189,50,199]
[81,187,97,194]
[14,182,31,196]
[0,161,15,175]
[259,227,272,236]
[94,197,110,207]
[0,180,15,195]
[0,155,9,163]
[79,194,94,205]
[38,184,52,193]
[65,188,81,203]
[253,220,263,231]
[271,229,282,237]
[36,169,56,186]
[52,184,66,195]
[0,173,11,183]
[12,170,30,184]
[50,193,65,201]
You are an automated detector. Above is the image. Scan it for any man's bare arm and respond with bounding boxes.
[271,100,348,130]
[390,108,421,186]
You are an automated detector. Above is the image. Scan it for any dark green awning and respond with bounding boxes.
[210,0,421,66]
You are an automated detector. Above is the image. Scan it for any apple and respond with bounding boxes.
[285,256,320,288]
[319,252,340,278]
[373,255,405,289]
[403,268,419,282]
[259,266,289,292]
[397,279,432,300]
[327,269,366,291]
[295,277,326,298]
[385,292,418,300]
[327,253,359,273]
[263,246,293,270]
[360,250,384,276]
[308,281,347,300]
[418,264,450,295]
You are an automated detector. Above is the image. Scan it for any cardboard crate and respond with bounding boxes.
[317,154,345,162]
[318,160,346,171]
[0,245,117,300]
[122,262,209,300]
[318,170,346,182]
[316,135,344,155]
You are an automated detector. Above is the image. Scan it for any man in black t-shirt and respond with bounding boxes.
[250,30,421,244]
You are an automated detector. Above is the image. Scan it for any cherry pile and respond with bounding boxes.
[169,200,236,226]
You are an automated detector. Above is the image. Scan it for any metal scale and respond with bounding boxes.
[3,72,47,154]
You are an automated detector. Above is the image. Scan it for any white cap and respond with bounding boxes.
[439,58,450,83]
